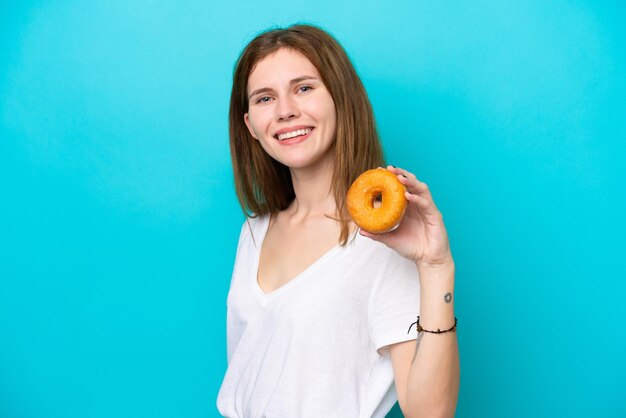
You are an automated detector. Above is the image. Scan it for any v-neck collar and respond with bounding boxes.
[252,215,342,301]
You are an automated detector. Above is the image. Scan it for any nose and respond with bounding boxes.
[275,95,299,121]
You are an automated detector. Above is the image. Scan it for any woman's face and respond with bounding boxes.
[244,48,337,170]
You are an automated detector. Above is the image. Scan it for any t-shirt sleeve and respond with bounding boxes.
[368,248,421,358]
[225,220,251,363]
[226,220,249,307]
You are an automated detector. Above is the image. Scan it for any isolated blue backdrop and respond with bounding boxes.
[1,1,625,417]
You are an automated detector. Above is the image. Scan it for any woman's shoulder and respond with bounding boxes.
[244,213,269,230]
[236,214,270,245]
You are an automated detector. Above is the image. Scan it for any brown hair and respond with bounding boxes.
[229,23,384,245]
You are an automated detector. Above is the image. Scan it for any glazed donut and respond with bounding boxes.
[346,168,408,233]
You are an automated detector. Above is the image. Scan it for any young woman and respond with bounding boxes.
[217,24,459,418]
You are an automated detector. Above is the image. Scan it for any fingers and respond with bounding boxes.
[387,165,441,219]
[405,190,440,218]
[387,165,432,199]
[387,165,415,180]
[358,227,386,244]
[358,225,400,248]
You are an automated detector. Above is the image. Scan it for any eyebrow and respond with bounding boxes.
[248,75,319,99]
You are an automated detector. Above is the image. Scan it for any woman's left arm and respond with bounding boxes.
[360,165,460,418]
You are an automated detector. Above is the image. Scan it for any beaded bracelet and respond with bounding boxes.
[407,316,458,334]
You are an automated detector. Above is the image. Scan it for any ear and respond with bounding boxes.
[244,113,258,140]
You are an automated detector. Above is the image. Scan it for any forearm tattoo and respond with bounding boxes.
[411,292,454,365]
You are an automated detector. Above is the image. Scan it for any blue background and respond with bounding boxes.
[1,1,625,417]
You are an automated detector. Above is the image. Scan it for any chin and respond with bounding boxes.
[280,160,312,169]
[272,149,334,171]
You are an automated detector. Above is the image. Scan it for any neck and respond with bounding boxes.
[287,155,336,220]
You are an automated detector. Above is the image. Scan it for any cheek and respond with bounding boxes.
[326,106,337,133]
[323,98,337,126]
[249,121,261,137]
[247,111,269,136]
[307,99,336,125]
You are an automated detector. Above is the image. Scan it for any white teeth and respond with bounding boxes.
[277,128,312,141]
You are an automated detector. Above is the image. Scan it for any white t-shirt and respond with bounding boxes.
[217,215,420,418]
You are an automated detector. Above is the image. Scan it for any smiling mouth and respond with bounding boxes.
[275,128,313,141]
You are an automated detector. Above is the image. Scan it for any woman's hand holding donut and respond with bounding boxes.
[359,165,453,270]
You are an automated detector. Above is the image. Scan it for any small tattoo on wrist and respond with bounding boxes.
[444,292,452,303]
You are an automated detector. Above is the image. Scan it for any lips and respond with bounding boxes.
[276,128,313,141]
[273,126,314,141]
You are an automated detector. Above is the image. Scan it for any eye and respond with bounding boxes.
[255,96,272,104]
[297,85,313,93]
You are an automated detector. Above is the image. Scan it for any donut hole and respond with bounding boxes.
[372,192,383,209]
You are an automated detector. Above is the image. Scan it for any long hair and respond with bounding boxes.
[229,23,384,245]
